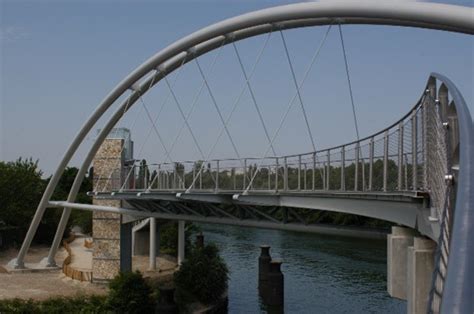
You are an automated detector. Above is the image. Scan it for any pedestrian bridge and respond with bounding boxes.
[12,2,473,313]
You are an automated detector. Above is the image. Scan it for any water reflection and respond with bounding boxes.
[199,223,405,314]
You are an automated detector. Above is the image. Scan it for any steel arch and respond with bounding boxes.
[14,1,473,269]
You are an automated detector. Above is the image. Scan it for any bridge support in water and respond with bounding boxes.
[387,226,415,299]
[407,237,436,314]
[387,227,436,314]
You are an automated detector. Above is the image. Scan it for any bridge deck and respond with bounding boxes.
[86,190,434,239]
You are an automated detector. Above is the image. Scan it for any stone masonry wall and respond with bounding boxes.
[92,139,124,283]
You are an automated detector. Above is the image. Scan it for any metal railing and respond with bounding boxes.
[108,99,428,195]
[426,73,474,314]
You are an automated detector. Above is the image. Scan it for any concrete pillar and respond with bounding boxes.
[120,221,132,272]
[407,237,436,314]
[387,226,416,300]
[177,221,185,266]
[149,218,157,270]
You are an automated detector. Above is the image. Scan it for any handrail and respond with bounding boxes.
[431,73,474,314]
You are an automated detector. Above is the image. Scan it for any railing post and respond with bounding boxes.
[268,165,271,191]
[398,122,404,190]
[233,167,236,190]
[361,157,365,191]
[283,157,288,191]
[298,155,301,191]
[326,150,330,190]
[199,165,202,190]
[243,158,247,190]
[322,161,326,190]
[192,164,196,190]
[383,131,389,192]
[144,166,148,190]
[341,146,345,191]
[249,163,253,190]
[424,80,436,191]
[412,110,418,191]
[215,160,220,191]
[157,164,161,190]
[275,158,279,192]
[355,143,360,191]
[303,163,307,190]
[312,152,316,191]
[369,137,374,191]
[404,154,408,190]
[173,163,177,190]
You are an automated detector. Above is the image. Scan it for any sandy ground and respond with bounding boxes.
[0,245,107,300]
[0,242,177,301]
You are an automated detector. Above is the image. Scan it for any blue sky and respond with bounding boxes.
[1,0,473,176]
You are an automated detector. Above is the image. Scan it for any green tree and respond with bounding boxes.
[174,243,229,305]
[107,271,155,313]
[50,166,93,234]
[0,158,45,228]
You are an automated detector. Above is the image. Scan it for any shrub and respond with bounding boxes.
[174,243,229,305]
[159,222,199,256]
[0,295,107,313]
[0,298,39,313]
[107,271,155,313]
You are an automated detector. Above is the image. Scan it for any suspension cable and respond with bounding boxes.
[139,95,175,164]
[232,41,276,156]
[162,74,212,171]
[338,24,360,140]
[194,58,247,171]
[279,29,316,152]
[120,58,188,191]
[245,25,332,193]
[187,32,272,192]
[145,42,226,191]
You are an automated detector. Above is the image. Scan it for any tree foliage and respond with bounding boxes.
[174,243,229,305]
[107,271,155,313]
[0,158,93,244]
[0,158,45,228]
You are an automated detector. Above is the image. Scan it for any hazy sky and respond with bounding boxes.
[1,0,473,176]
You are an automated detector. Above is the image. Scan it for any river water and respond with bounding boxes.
[198,223,405,314]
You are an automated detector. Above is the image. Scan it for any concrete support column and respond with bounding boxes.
[120,221,132,272]
[149,218,157,270]
[407,237,436,314]
[177,221,185,266]
[387,226,415,300]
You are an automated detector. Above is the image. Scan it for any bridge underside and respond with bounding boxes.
[53,190,436,239]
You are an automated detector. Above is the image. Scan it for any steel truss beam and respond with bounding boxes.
[48,200,387,240]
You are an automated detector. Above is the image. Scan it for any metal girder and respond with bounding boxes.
[93,191,426,234]
[48,201,386,239]
[176,192,233,204]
